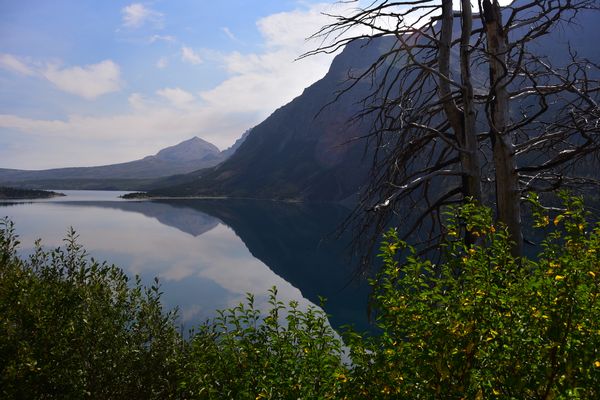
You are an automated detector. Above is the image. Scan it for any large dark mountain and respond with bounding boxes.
[0,136,245,190]
[152,6,599,202]
[151,38,398,202]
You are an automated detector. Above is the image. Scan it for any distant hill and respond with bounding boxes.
[0,134,247,190]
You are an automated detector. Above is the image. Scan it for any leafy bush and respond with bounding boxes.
[0,219,181,399]
[0,219,346,399]
[179,288,345,399]
[343,196,600,399]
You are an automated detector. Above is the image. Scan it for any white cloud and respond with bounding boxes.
[149,34,176,43]
[0,110,253,167]
[181,46,202,65]
[156,87,195,109]
[128,93,147,110]
[221,27,238,42]
[156,57,168,69]
[122,3,163,28]
[0,106,253,168]
[0,114,69,135]
[0,54,35,76]
[198,2,343,116]
[0,54,122,100]
[0,3,352,168]
[41,60,121,100]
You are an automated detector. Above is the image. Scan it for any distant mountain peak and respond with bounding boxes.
[182,136,203,143]
[0,134,248,189]
[155,136,220,162]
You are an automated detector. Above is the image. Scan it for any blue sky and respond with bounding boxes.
[0,0,512,169]
[0,0,344,169]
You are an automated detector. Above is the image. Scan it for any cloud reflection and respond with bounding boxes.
[1,199,322,327]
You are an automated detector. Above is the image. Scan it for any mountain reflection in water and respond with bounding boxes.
[1,194,372,333]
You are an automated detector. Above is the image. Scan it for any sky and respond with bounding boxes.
[0,0,512,170]
[0,0,350,169]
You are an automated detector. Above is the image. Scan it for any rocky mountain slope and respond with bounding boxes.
[151,37,397,202]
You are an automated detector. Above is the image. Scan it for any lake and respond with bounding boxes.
[0,190,372,333]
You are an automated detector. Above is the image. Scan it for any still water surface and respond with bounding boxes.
[0,191,370,332]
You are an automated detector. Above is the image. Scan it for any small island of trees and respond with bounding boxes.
[0,187,65,200]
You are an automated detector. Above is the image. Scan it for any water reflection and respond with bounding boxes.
[0,193,371,332]
[61,200,219,237]
[162,199,372,332]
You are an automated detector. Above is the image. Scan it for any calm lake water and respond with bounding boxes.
[0,191,371,332]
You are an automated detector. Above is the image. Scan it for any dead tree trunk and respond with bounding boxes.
[459,0,483,204]
[439,0,483,204]
[483,0,523,256]
[304,0,599,259]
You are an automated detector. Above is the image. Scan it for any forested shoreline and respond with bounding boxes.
[0,187,65,200]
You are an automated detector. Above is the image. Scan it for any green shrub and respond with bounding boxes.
[0,219,182,399]
[0,219,346,399]
[343,196,600,399]
[179,288,346,399]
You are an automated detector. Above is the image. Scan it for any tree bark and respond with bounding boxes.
[459,0,483,204]
[483,0,523,256]
[439,0,483,205]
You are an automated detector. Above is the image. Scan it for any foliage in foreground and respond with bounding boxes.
[344,195,600,399]
[0,221,181,399]
[0,219,344,399]
[1,195,600,399]
[179,289,345,399]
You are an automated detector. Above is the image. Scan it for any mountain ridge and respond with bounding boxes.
[150,37,398,201]
[0,134,247,190]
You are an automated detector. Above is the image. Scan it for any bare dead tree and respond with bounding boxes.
[302,0,600,258]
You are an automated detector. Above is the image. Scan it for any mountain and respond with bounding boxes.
[220,129,252,159]
[0,135,244,190]
[153,136,220,164]
[150,38,396,202]
[151,5,599,202]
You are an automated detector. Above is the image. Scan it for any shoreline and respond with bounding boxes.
[121,194,306,204]
[0,187,66,200]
